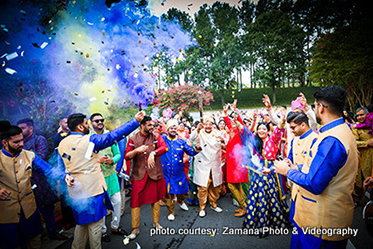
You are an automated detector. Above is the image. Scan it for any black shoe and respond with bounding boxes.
[50,233,68,240]
[102,233,111,242]
[112,227,128,236]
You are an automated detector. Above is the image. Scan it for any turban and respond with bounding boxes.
[203,113,215,124]
[166,119,178,130]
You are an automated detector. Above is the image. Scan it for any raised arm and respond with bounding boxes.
[91,112,143,152]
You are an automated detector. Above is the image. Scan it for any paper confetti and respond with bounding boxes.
[5,52,18,61]
[5,68,17,75]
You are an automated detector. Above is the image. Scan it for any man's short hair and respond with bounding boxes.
[313,86,347,116]
[16,118,33,127]
[1,125,23,141]
[59,117,68,122]
[281,105,287,109]
[68,113,86,131]
[90,113,103,121]
[287,111,309,126]
[356,107,368,114]
[140,116,152,125]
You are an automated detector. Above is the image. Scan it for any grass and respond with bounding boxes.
[207,86,321,110]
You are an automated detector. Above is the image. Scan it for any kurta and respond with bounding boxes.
[0,148,66,248]
[190,129,223,188]
[288,129,318,202]
[224,115,248,183]
[161,135,200,194]
[352,127,373,188]
[288,118,358,243]
[58,118,140,225]
[124,131,168,208]
[91,129,121,196]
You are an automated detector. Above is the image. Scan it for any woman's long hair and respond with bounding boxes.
[255,122,270,155]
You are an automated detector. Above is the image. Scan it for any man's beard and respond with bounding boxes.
[8,142,23,155]
[315,110,322,124]
[95,125,104,132]
[168,131,177,138]
[83,126,90,135]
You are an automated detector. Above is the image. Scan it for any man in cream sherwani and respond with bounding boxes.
[190,114,226,217]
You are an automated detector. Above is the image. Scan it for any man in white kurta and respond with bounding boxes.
[190,114,225,217]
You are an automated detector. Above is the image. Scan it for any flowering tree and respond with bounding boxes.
[154,85,214,117]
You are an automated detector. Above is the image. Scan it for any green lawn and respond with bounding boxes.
[207,86,321,110]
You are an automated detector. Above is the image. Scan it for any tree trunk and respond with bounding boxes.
[271,85,276,105]
[240,69,243,90]
[220,88,225,107]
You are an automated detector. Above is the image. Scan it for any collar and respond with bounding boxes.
[140,130,150,137]
[167,136,178,141]
[1,148,19,158]
[70,132,85,136]
[319,118,344,133]
[300,128,313,139]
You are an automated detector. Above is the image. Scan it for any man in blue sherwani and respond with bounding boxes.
[161,119,201,221]
[58,111,144,249]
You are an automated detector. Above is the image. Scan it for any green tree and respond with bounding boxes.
[247,6,306,103]
[308,19,373,109]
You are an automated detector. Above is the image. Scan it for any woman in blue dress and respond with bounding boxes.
[235,114,289,238]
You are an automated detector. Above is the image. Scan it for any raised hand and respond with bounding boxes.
[262,94,272,110]
[298,93,309,110]
[223,104,230,115]
[135,111,145,123]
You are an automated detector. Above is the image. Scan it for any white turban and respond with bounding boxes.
[166,119,178,130]
[203,113,215,124]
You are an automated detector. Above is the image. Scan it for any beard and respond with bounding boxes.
[315,110,322,124]
[83,126,90,135]
[168,131,177,138]
[8,142,23,155]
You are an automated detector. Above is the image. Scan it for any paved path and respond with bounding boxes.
[48,192,373,249]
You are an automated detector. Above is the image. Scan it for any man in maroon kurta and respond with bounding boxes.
[223,104,249,217]
[124,116,168,239]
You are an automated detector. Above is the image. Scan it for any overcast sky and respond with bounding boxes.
[148,0,255,17]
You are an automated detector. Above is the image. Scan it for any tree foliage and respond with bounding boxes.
[155,85,214,117]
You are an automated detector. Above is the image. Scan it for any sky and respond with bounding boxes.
[148,0,246,17]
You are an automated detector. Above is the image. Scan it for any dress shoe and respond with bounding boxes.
[50,233,68,240]
[210,206,223,213]
[179,202,189,211]
[128,229,140,240]
[112,227,128,236]
[153,223,163,229]
[234,209,246,217]
[199,210,206,217]
[101,233,110,242]
[168,214,175,221]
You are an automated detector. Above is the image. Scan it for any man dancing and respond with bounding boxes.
[124,116,168,239]
[161,119,201,221]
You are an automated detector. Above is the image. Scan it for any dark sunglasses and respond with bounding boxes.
[93,119,105,123]
[311,103,328,111]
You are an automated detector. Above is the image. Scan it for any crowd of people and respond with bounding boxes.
[1,85,373,249]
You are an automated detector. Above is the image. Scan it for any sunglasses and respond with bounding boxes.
[93,119,105,123]
[311,103,328,111]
